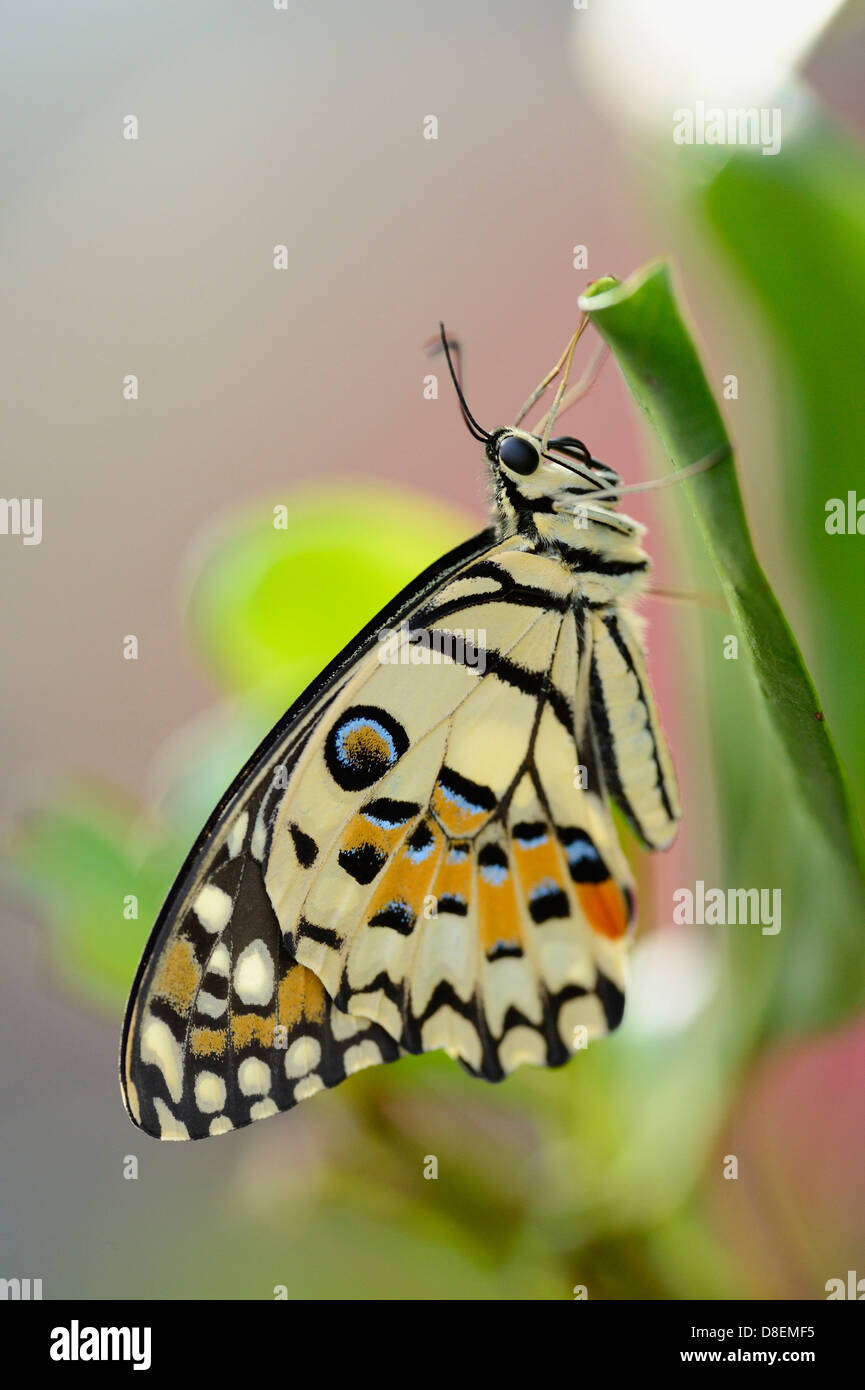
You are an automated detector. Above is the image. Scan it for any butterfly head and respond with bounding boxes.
[481,428,630,542]
[432,321,627,534]
[486,427,622,503]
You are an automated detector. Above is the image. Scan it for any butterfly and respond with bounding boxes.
[120,317,682,1140]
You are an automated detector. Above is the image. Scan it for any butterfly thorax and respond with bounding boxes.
[489,454,650,608]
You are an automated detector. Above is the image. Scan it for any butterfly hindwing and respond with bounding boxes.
[589,607,681,850]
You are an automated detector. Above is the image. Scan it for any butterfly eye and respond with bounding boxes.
[497,433,540,476]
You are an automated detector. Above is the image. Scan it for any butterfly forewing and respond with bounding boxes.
[122,812,399,1140]
[121,530,496,1139]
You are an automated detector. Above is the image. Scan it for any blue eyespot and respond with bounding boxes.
[324,705,409,791]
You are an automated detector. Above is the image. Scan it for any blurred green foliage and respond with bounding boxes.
[583,262,865,1033]
[8,109,865,1301]
[703,110,865,826]
[186,487,474,712]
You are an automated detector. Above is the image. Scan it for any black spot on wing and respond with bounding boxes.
[361,797,419,828]
[487,942,524,961]
[297,917,341,950]
[437,766,497,814]
[478,843,508,874]
[338,842,387,884]
[289,823,318,868]
[437,893,468,917]
[558,827,610,884]
[405,820,435,855]
[369,899,416,935]
[513,821,547,847]
[594,970,626,1031]
[527,884,570,924]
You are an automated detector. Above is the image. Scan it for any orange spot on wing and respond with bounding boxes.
[478,863,523,955]
[430,846,472,910]
[340,813,402,859]
[191,1026,227,1057]
[576,880,629,939]
[278,965,326,1028]
[230,1014,275,1049]
[512,836,561,898]
[154,937,201,1014]
[431,783,491,837]
[366,822,444,924]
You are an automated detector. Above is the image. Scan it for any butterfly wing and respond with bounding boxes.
[264,543,638,1081]
[589,608,681,850]
[122,824,401,1140]
[121,529,497,1140]
[122,527,672,1139]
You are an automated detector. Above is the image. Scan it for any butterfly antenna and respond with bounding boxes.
[513,314,589,432]
[427,323,489,443]
[538,340,609,427]
[539,320,588,452]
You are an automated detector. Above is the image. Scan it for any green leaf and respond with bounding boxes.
[580,262,865,1026]
[186,485,472,714]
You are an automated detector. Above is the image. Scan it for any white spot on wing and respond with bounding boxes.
[330,1005,369,1042]
[349,991,400,1038]
[294,1073,324,1102]
[284,1035,321,1078]
[194,884,233,934]
[209,942,230,976]
[153,1097,189,1141]
[420,1006,481,1070]
[498,1025,546,1073]
[226,810,249,859]
[238,1056,271,1096]
[194,1071,227,1113]
[251,803,268,861]
[557,994,607,1050]
[344,1039,383,1074]
[234,939,275,1005]
[140,1015,183,1103]
[196,990,227,1020]
[250,1098,278,1121]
